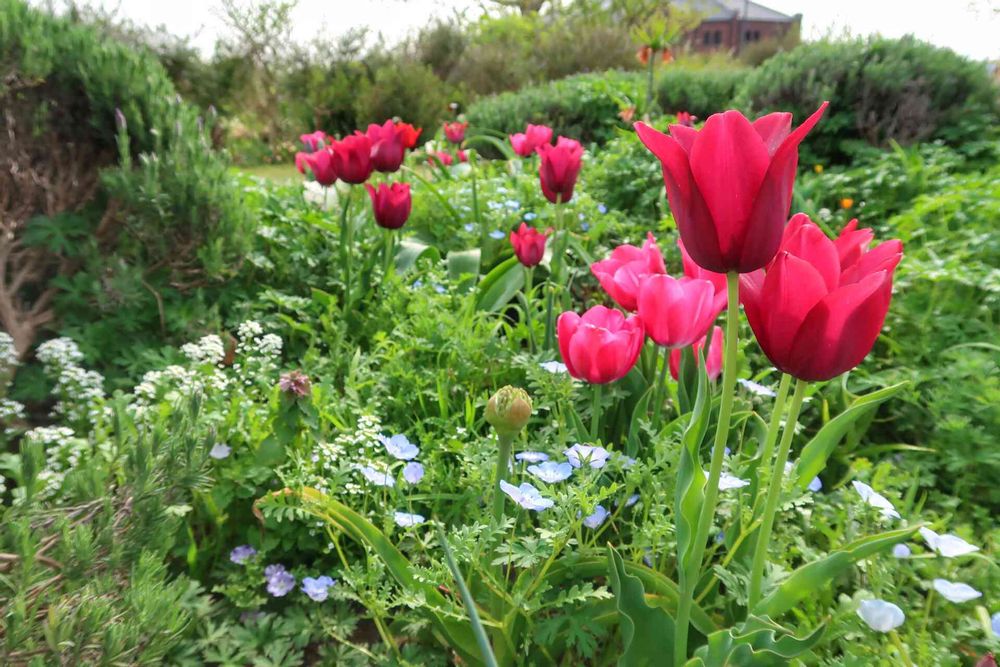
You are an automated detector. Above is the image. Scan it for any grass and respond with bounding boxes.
[236,163,300,183]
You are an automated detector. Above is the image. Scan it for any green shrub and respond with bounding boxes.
[654,65,746,118]
[354,60,458,139]
[738,36,1000,164]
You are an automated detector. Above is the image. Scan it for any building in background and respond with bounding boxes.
[684,1,800,54]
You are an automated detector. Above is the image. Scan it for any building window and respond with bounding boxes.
[713,30,722,45]
[744,30,761,42]
[703,31,711,45]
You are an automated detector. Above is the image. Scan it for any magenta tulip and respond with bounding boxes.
[296,148,337,186]
[443,121,468,144]
[557,306,645,384]
[670,325,723,381]
[365,120,408,173]
[590,233,666,311]
[331,133,373,184]
[637,274,722,348]
[300,130,328,151]
[635,102,828,273]
[510,124,554,157]
[537,137,583,204]
[740,214,903,382]
[509,223,550,268]
[679,238,727,315]
[365,182,412,229]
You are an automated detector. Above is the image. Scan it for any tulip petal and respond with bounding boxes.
[780,213,841,291]
[752,112,792,155]
[739,269,767,350]
[759,253,829,365]
[840,239,903,285]
[669,124,698,154]
[834,219,875,269]
[557,312,582,379]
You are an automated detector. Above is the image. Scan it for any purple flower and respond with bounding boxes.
[264,564,295,597]
[527,461,573,483]
[230,545,257,564]
[582,505,609,529]
[301,575,335,602]
[564,443,610,469]
[279,370,311,397]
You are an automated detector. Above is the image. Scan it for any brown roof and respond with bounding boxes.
[685,0,798,23]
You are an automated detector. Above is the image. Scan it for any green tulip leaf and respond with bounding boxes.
[607,546,676,667]
[447,248,482,292]
[687,615,825,666]
[476,256,524,312]
[465,134,519,161]
[395,239,441,273]
[676,360,711,588]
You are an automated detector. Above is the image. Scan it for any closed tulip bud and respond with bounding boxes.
[509,223,550,267]
[670,325,723,381]
[300,130,327,151]
[590,233,666,311]
[296,148,337,186]
[365,121,405,173]
[509,124,554,157]
[428,150,454,167]
[636,102,828,273]
[537,136,584,204]
[396,122,422,149]
[740,213,903,381]
[558,306,644,384]
[443,121,468,144]
[486,386,533,437]
[365,182,412,229]
[331,133,373,184]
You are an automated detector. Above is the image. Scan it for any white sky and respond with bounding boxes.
[63,0,1000,61]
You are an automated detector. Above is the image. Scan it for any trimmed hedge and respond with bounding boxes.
[655,66,745,119]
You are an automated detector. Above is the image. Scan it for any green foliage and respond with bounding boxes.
[354,60,456,142]
[655,65,746,118]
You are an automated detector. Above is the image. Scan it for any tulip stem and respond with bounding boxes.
[491,433,514,525]
[523,267,536,353]
[651,345,669,428]
[747,377,807,609]
[674,271,740,665]
[757,373,792,467]
[543,198,565,350]
[340,186,354,309]
[383,229,395,281]
[590,383,603,442]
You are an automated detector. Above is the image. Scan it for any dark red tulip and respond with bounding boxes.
[670,325,723,381]
[443,121,468,144]
[509,223,550,267]
[740,214,902,382]
[300,130,328,151]
[537,137,583,204]
[331,133,373,184]
[296,148,337,186]
[635,102,828,273]
[557,306,645,384]
[365,182,412,230]
[365,121,406,173]
[510,124,554,157]
[397,122,422,149]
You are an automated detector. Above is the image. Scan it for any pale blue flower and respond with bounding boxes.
[301,575,335,602]
[564,444,610,469]
[717,471,750,490]
[524,212,537,221]
[582,505,609,529]
[933,578,982,603]
[413,279,424,288]
[892,544,911,558]
[515,451,549,463]
[597,203,608,214]
[857,599,905,632]
[499,480,554,511]
[539,361,568,374]
[918,527,979,558]
[403,461,424,484]
[580,222,590,232]
[463,223,475,232]
[209,443,232,459]
[264,564,295,597]
[489,230,505,240]
[852,481,900,519]
[393,511,426,527]
[230,545,256,564]
[527,461,573,483]
[487,201,502,211]
[434,283,447,294]
[738,378,776,397]
[379,434,419,460]
[808,476,823,492]
[619,454,637,468]
[356,464,395,487]
[504,199,521,210]
[625,493,640,507]
[991,611,1000,637]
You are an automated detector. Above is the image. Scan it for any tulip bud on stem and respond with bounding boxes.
[674,272,740,664]
[486,386,533,524]
[747,377,807,608]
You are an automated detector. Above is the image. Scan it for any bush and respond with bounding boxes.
[738,36,1000,164]
[354,60,458,140]
[655,65,746,118]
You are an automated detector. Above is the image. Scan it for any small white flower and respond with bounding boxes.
[717,472,750,490]
[564,444,611,469]
[892,544,911,559]
[499,480,554,511]
[737,378,776,397]
[515,451,549,463]
[539,361,568,374]
[857,599,905,632]
[918,527,979,558]
[527,461,573,483]
[932,578,982,603]
[393,511,425,528]
[852,481,900,519]
[582,505,609,529]
[209,443,232,459]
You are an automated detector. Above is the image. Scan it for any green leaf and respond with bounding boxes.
[476,256,524,312]
[607,546,675,667]
[626,384,655,457]
[395,239,441,273]
[687,616,825,666]
[794,382,908,490]
[447,248,482,292]
[437,526,499,667]
[753,525,920,618]
[676,361,710,589]
[465,134,518,161]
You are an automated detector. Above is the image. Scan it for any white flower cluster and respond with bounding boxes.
[36,337,106,427]
[0,333,25,434]
[0,331,18,372]
[130,363,230,419]
[9,426,85,504]
[236,321,283,360]
[181,334,226,365]
[311,414,383,495]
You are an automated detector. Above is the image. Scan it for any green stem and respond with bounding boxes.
[674,271,740,665]
[340,186,354,308]
[757,373,792,465]
[591,383,603,442]
[889,630,915,667]
[524,267,536,353]
[747,378,807,608]
[491,434,514,525]
[383,229,395,281]
[543,198,565,350]
[651,345,669,428]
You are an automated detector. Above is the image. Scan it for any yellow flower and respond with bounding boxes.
[813,164,824,174]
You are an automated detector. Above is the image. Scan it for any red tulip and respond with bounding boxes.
[675,112,696,127]
[537,136,584,204]
[557,306,645,384]
[456,150,468,163]
[296,148,337,186]
[443,121,468,144]
[591,233,666,311]
[740,214,902,382]
[428,151,454,167]
[679,238,727,314]
[365,182,412,230]
[635,102,828,273]
[510,124,554,157]
[365,120,408,173]
[509,223,550,267]
[300,130,327,151]
[670,325,723,381]
[637,274,722,348]
[397,122,422,149]
[331,133,373,184]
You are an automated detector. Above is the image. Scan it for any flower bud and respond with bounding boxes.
[485,386,532,437]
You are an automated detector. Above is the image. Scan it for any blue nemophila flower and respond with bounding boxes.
[527,461,573,483]
[394,511,426,527]
[892,543,911,558]
[933,578,982,603]
[539,361,568,374]
[356,464,395,487]
[489,230,505,240]
[487,201,503,211]
[857,599,905,632]
[500,480,554,511]
[625,493,640,507]
[582,505,609,529]
[808,476,823,492]
[737,378,776,397]
[264,564,296,597]
[524,212,537,221]
[413,279,424,288]
[991,611,1000,637]
[619,454,637,468]
[918,527,979,558]
[505,199,521,210]
[434,283,447,294]
[209,443,232,459]
[230,545,257,564]
[580,222,590,231]
[403,461,424,484]
[597,203,608,214]
[301,576,335,602]
[852,481,900,519]
[515,451,549,463]
[716,471,750,490]
[564,444,611,469]
[463,223,475,232]
[379,434,419,460]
